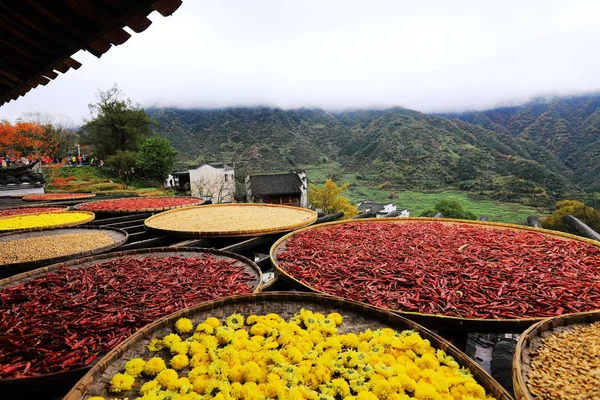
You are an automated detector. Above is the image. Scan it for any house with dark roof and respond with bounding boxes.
[246,172,308,207]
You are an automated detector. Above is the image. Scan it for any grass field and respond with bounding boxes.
[303,164,549,225]
[43,166,167,196]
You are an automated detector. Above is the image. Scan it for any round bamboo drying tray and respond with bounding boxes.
[0,247,262,397]
[64,292,513,400]
[0,204,68,217]
[271,218,600,333]
[22,193,96,201]
[0,226,128,278]
[512,310,600,400]
[0,210,95,233]
[73,196,203,214]
[145,203,318,238]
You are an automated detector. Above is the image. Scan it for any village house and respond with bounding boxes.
[169,163,235,203]
[357,201,409,217]
[246,171,308,208]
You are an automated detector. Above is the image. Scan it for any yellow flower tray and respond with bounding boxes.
[64,292,513,400]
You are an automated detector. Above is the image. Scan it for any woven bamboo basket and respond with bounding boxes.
[512,310,600,400]
[0,247,262,397]
[145,203,318,238]
[0,210,95,233]
[0,204,67,215]
[73,196,203,214]
[64,292,513,400]
[0,226,128,278]
[271,218,600,333]
[22,193,96,201]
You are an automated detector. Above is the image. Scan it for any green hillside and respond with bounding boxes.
[146,95,600,208]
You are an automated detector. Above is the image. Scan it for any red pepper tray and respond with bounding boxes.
[270,218,600,333]
[0,247,262,397]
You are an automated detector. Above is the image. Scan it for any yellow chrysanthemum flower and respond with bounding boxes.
[226,313,245,329]
[139,379,161,395]
[204,317,221,328]
[147,338,165,352]
[88,397,106,400]
[143,357,167,376]
[163,333,182,349]
[171,354,189,370]
[156,368,179,390]
[124,358,146,377]
[175,318,194,334]
[108,372,134,393]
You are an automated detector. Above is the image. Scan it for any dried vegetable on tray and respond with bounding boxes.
[75,197,201,213]
[0,252,260,379]
[273,220,600,320]
[0,207,64,217]
[0,211,94,232]
[22,193,96,201]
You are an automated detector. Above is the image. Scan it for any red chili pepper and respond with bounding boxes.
[0,255,255,378]
[76,197,199,212]
[277,221,600,320]
[0,207,63,217]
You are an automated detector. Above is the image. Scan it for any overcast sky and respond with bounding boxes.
[2,0,600,123]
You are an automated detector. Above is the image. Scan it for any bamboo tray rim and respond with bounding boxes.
[22,193,97,201]
[73,196,203,214]
[512,309,600,400]
[145,203,318,237]
[0,226,129,273]
[64,291,513,400]
[270,217,600,326]
[0,210,95,233]
[0,247,263,387]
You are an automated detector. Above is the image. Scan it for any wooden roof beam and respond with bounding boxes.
[126,15,153,33]
[103,28,132,46]
[153,0,183,16]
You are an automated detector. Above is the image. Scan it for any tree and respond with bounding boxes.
[107,150,137,184]
[308,178,359,219]
[80,85,157,159]
[137,136,178,185]
[542,200,600,234]
[420,199,477,220]
[0,120,61,158]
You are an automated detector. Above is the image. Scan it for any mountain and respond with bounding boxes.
[442,94,600,191]
[146,96,600,206]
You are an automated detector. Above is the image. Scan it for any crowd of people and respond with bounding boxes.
[65,154,103,167]
[1,154,104,168]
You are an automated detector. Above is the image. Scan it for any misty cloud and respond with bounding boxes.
[2,0,600,123]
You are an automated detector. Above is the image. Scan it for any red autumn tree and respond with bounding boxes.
[0,121,61,158]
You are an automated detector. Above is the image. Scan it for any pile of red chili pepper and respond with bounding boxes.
[0,207,63,218]
[276,221,600,320]
[76,197,200,212]
[0,255,256,378]
[23,193,94,201]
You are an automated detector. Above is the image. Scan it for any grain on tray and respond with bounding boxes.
[0,211,92,231]
[527,322,600,399]
[0,232,115,264]
[146,205,315,234]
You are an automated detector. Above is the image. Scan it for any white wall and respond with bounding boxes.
[189,164,235,202]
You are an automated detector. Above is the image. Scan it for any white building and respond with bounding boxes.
[171,163,235,203]
[357,201,409,218]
